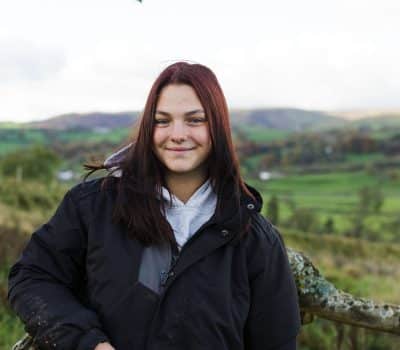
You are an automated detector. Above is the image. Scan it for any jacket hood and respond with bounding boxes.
[104,143,132,173]
[243,183,263,212]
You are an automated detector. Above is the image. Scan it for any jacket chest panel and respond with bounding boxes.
[85,217,143,312]
[152,247,251,349]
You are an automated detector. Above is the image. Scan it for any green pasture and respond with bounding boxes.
[0,129,49,155]
[0,128,130,157]
[253,171,400,193]
[235,125,291,143]
[0,129,47,143]
[248,171,400,241]
[343,152,386,163]
[58,127,130,143]
[0,143,26,156]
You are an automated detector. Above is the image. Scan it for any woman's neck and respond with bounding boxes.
[165,171,208,203]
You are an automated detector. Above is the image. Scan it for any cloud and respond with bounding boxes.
[0,39,66,83]
[0,0,399,121]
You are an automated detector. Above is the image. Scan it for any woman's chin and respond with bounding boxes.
[164,165,205,178]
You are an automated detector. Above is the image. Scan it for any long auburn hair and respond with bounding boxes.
[86,61,253,245]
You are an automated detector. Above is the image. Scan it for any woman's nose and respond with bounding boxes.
[170,122,187,142]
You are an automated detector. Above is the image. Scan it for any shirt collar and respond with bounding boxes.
[161,179,216,209]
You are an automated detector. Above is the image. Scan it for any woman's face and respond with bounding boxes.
[152,84,212,179]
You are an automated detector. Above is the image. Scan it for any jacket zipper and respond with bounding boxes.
[160,222,215,287]
[160,202,249,287]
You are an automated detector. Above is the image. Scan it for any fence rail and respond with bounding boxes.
[288,248,400,335]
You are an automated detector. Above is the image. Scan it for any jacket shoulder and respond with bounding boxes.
[68,176,118,202]
[249,212,280,246]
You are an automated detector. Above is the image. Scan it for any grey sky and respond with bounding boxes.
[1,0,399,122]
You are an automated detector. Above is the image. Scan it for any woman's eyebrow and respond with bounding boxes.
[155,109,205,116]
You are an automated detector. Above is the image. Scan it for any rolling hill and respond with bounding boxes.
[16,108,346,132]
[26,111,139,130]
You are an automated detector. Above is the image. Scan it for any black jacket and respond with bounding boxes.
[8,178,301,350]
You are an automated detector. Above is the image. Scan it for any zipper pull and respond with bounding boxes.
[160,270,169,286]
[171,254,179,265]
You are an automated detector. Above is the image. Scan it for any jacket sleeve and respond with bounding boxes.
[7,188,110,350]
[244,222,301,350]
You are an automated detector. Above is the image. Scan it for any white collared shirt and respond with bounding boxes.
[161,179,217,250]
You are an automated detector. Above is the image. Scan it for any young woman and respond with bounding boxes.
[8,62,301,350]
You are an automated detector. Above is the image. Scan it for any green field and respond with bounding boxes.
[0,128,131,156]
[57,127,131,143]
[343,152,386,163]
[235,125,292,143]
[0,129,48,155]
[248,171,400,241]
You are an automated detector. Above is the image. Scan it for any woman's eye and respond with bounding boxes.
[188,117,207,125]
[154,119,169,125]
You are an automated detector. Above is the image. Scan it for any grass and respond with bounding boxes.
[0,179,67,348]
[236,125,292,143]
[252,170,400,193]
[344,152,386,163]
[0,129,49,155]
[248,171,400,241]
[0,265,25,349]
[0,143,26,156]
[58,128,130,143]
[0,306,25,349]
[282,230,400,304]
[0,127,130,157]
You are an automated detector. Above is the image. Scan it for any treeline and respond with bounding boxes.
[0,141,123,182]
[236,129,400,169]
[2,126,400,175]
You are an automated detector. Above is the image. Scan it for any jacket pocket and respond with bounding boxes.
[101,281,159,350]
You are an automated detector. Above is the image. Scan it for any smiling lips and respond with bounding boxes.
[166,147,195,152]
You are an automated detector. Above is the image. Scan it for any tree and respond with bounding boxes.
[348,186,384,238]
[288,207,319,233]
[323,217,335,234]
[266,195,279,225]
[357,186,384,214]
[0,145,61,183]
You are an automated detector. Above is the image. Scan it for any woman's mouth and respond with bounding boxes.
[166,147,195,152]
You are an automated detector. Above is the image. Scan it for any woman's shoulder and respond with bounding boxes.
[68,176,119,203]
[248,212,281,248]
[244,213,291,280]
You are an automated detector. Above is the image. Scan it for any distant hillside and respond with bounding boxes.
[348,115,400,130]
[230,108,346,131]
[0,122,22,129]
[22,108,346,132]
[26,112,139,130]
[329,109,400,120]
